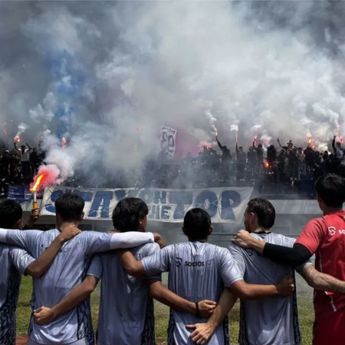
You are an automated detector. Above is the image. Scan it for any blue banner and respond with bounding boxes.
[41,187,253,223]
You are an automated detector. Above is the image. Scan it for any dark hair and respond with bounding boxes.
[55,192,85,222]
[183,208,211,241]
[315,174,345,208]
[0,199,22,228]
[112,197,148,232]
[246,198,275,229]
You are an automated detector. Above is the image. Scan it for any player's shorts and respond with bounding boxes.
[313,308,345,345]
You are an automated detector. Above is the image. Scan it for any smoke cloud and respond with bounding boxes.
[1,1,345,185]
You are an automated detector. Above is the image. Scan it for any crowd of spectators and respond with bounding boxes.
[1,135,345,198]
[144,136,345,196]
[0,143,45,197]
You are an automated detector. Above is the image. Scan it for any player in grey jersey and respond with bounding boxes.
[0,199,80,345]
[120,208,294,345]
[34,197,216,345]
[0,193,158,345]
[189,198,345,345]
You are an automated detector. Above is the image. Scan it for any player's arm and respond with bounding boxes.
[25,224,81,278]
[233,230,313,267]
[118,250,146,276]
[109,232,165,249]
[229,275,294,300]
[34,275,99,325]
[149,280,216,317]
[301,265,345,293]
[186,289,237,344]
[88,231,163,256]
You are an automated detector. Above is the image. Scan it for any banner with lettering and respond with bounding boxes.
[160,126,177,160]
[41,186,253,223]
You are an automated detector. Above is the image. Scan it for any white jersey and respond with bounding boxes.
[88,242,160,345]
[142,241,242,345]
[0,245,35,345]
[0,228,154,345]
[229,232,301,345]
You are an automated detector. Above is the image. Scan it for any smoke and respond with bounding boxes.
[1,1,345,185]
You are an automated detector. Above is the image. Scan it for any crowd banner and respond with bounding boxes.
[41,187,254,223]
[160,126,177,160]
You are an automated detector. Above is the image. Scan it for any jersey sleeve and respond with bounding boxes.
[296,218,325,254]
[9,247,35,274]
[138,243,161,281]
[219,248,243,287]
[87,255,103,280]
[84,231,154,256]
[228,243,245,277]
[141,246,171,275]
[4,229,42,254]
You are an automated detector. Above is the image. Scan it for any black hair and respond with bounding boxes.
[315,174,345,208]
[55,192,84,222]
[0,199,22,228]
[112,197,148,232]
[246,198,275,229]
[183,208,211,241]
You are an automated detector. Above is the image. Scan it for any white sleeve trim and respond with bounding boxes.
[109,232,154,249]
[0,229,9,242]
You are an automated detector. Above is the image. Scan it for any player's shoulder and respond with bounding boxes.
[135,241,160,256]
[264,233,295,247]
[78,230,111,239]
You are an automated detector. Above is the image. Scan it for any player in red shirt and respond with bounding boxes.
[233,173,345,345]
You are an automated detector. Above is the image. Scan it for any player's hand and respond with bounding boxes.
[33,306,56,325]
[186,323,215,344]
[197,299,216,317]
[276,275,294,296]
[153,232,166,248]
[232,230,254,248]
[58,223,81,243]
[31,206,40,221]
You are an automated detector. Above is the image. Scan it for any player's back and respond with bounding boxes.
[166,242,227,302]
[229,233,300,345]
[25,229,112,345]
[90,242,159,345]
[142,241,241,345]
[0,244,21,345]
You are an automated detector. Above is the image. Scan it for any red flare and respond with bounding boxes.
[263,159,270,170]
[30,173,47,193]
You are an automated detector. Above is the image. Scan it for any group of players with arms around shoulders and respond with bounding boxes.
[1,173,345,345]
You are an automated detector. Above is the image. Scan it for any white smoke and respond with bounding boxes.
[0,1,345,184]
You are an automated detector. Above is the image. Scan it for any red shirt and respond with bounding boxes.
[296,210,345,315]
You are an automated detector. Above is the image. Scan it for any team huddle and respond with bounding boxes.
[1,173,345,345]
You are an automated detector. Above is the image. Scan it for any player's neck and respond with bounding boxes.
[322,207,343,215]
[253,227,271,234]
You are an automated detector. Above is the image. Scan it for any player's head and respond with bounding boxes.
[112,197,148,232]
[0,199,23,229]
[55,192,84,223]
[183,208,212,241]
[244,198,275,232]
[315,174,345,210]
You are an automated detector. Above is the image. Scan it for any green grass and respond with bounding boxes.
[17,276,314,345]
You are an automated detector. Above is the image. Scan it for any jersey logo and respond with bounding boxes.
[184,261,205,267]
[328,226,336,236]
[175,257,183,267]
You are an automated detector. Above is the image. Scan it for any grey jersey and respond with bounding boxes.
[142,242,242,345]
[88,242,160,345]
[229,233,300,345]
[0,245,35,345]
[2,228,153,345]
